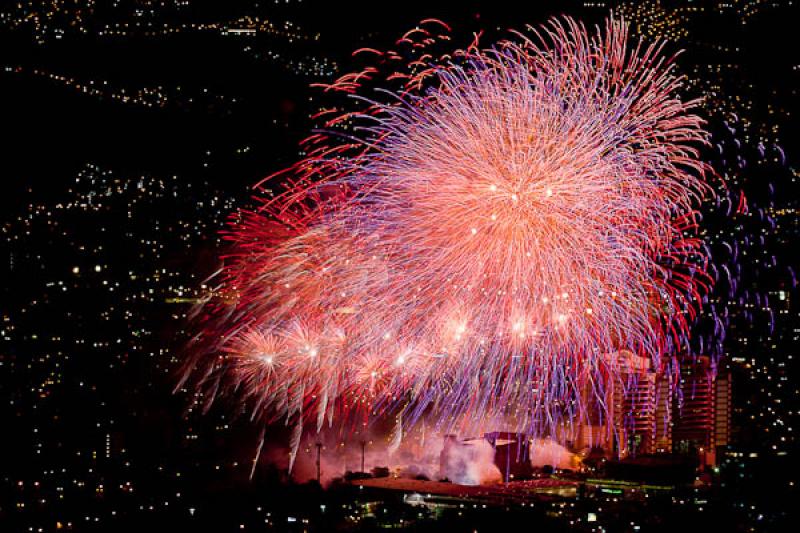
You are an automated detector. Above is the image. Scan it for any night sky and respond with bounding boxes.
[1,1,798,532]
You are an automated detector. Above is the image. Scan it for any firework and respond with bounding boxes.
[182,17,713,462]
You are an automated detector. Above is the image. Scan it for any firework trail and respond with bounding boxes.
[182,17,715,464]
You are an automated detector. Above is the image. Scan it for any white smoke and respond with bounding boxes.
[529,438,575,470]
[439,438,502,485]
[280,431,501,486]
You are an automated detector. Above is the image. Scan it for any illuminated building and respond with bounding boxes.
[484,432,533,482]
[577,352,667,458]
[613,370,658,457]
[672,356,732,467]
[575,351,734,464]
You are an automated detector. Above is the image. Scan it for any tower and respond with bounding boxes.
[612,371,657,457]
[672,356,731,467]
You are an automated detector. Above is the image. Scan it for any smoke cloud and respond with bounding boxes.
[439,438,502,485]
[529,438,576,470]
[265,429,503,486]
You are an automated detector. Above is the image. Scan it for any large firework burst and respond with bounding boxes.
[182,17,713,465]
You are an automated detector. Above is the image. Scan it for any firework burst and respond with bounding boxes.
[182,17,713,461]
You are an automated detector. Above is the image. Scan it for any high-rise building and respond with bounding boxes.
[576,351,670,458]
[575,352,730,467]
[653,375,673,453]
[672,356,731,466]
[613,370,658,457]
[714,372,732,451]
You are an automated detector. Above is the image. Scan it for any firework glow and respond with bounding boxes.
[182,16,714,470]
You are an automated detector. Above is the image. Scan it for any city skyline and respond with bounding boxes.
[1,2,797,532]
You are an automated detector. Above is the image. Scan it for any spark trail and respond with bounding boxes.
[181,17,714,465]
